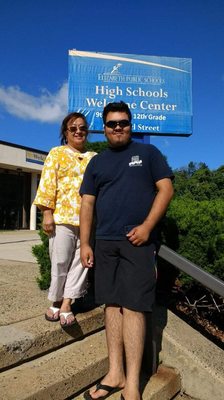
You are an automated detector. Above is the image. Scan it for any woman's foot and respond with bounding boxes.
[45,301,62,321]
[59,311,76,327]
[60,298,76,327]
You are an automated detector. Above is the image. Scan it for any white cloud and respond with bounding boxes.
[0,83,68,123]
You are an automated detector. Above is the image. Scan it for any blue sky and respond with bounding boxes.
[0,0,223,170]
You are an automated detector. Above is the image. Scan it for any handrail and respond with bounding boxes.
[158,244,224,298]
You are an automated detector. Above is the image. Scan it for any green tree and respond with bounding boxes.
[162,198,224,285]
[173,162,224,201]
[86,141,108,153]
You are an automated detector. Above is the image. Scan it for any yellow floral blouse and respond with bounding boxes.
[34,146,96,226]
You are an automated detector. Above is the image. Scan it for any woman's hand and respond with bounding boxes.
[42,209,55,235]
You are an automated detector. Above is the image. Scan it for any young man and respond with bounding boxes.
[80,101,174,400]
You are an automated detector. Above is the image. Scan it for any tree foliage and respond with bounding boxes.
[162,162,224,285]
[85,141,108,153]
[173,162,224,200]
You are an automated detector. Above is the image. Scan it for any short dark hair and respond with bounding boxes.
[102,101,132,124]
[60,112,88,145]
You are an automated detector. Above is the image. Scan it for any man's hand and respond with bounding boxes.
[127,178,174,246]
[42,210,55,235]
[126,223,150,246]
[81,244,94,268]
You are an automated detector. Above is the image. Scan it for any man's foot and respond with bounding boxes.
[60,311,76,327]
[84,383,122,400]
[85,374,125,400]
[121,387,141,400]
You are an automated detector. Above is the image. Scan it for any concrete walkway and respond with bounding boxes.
[0,230,48,327]
[0,229,41,263]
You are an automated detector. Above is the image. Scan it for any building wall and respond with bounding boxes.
[0,142,47,172]
[0,141,48,230]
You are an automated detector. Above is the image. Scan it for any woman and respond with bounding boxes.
[34,112,96,327]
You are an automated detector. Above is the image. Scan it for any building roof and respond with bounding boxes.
[0,140,48,155]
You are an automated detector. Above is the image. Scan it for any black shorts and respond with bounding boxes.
[94,240,157,312]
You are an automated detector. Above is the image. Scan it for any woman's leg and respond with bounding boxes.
[46,225,74,321]
[60,226,88,325]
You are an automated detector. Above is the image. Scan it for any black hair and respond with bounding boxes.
[102,101,132,124]
[60,112,88,145]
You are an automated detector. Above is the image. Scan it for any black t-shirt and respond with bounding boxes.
[80,141,173,240]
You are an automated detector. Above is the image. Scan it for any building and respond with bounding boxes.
[0,140,48,230]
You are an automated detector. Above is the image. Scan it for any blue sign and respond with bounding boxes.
[68,50,192,136]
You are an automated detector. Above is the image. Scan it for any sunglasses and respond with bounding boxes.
[67,126,87,134]
[105,120,131,129]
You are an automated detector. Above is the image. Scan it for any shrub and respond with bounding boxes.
[32,228,51,290]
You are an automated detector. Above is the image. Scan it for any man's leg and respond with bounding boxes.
[122,308,146,400]
[89,305,125,399]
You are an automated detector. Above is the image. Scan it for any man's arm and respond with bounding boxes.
[80,194,96,268]
[127,178,174,246]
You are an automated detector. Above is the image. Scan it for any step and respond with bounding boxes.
[0,330,108,400]
[73,365,181,400]
[173,394,196,400]
[0,327,181,400]
[0,306,104,371]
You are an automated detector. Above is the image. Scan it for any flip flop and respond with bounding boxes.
[84,382,122,400]
[45,306,60,322]
[60,311,76,327]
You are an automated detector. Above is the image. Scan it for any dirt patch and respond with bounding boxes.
[166,284,224,349]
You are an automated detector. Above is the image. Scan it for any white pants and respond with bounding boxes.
[48,224,88,302]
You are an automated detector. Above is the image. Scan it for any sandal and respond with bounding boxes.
[60,311,76,327]
[45,306,60,322]
[84,382,122,400]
